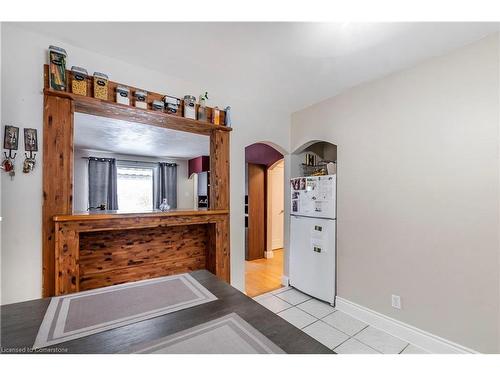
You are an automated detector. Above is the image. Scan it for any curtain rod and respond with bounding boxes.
[81,157,177,166]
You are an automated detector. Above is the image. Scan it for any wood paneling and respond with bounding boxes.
[79,225,208,275]
[78,225,208,290]
[80,260,207,291]
[247,163,266,261]
[54,212,228,295]
[42,95,74,297]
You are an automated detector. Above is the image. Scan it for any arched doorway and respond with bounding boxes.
[245,142,285,297]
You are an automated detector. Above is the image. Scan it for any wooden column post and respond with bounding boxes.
[54,224,79,295]
[42,94,74,297]
[210,130,230,210]
[214,216,230,281]
[209,130,230,282]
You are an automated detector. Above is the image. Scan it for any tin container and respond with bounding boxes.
[134,91,148,109]
[116,86,130,106]
[71,66,88,96]
[183,95,196,120]
[48,46,67,91]
[93,72,109,100]
[163,95,181,115]
[152,100,164,111]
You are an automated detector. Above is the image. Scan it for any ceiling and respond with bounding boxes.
[17,22,500,111]
[74,113,209,159]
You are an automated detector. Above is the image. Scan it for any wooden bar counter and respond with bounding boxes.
[53,209,229,296]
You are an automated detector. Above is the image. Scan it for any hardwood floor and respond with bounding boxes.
[245,249,284,297]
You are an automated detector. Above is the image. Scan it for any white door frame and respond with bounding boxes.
[266,158,284,258]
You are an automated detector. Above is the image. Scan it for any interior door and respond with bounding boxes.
[247,163,266,260]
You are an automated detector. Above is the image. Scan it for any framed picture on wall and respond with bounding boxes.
[24,128,38,152]
[3,125,19,150]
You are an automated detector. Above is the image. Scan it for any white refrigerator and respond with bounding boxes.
[289,175,336,304]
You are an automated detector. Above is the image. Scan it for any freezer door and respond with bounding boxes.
[290,175,336,219]
[289,215,336,304]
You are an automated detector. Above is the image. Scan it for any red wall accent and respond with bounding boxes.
[245,143,283,167]
[188,156,210,177]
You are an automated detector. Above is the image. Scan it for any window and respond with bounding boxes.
[117,165,154,211]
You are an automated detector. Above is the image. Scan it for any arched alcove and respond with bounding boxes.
[290,140,337,178]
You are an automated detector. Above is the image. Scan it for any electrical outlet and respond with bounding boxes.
[391,294,401,309]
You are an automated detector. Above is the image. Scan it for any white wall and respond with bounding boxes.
[0,23,291,304]
[0,24,3,304]
[73,149,194,212]
[291,34,500,353]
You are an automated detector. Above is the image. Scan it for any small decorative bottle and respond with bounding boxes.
[159,198,170,212]
[197,92,208,122]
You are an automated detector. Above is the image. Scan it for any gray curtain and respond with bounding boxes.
[156,162,177,209]
[88,157,118,210]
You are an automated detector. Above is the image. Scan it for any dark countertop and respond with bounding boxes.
[0,270,333,354]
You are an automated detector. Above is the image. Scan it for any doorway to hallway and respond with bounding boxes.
[244,143,284,297]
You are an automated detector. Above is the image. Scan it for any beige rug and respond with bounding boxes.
[127,313,285,354]
[33,273,217,349]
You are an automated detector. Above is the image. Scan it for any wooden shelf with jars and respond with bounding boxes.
[43,64,231,136]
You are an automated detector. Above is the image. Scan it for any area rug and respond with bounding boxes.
[33,273,217,349]
[126,313,285,354]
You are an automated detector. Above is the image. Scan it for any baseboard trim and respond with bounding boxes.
[335,297,479,354]
[281,275,290,287]
[264,250,274,259]
[271,239,283,249]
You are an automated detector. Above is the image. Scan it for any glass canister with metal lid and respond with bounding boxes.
[134,90,148,109]
[152,100,164,111]
[93,72,109,100]
[163,95,181,115]
[71,66,88,96]
[183,95,197,120]
[48,45,67,91]
[116,85,130,106]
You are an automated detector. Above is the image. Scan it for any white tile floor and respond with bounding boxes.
[254,287,429,354]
